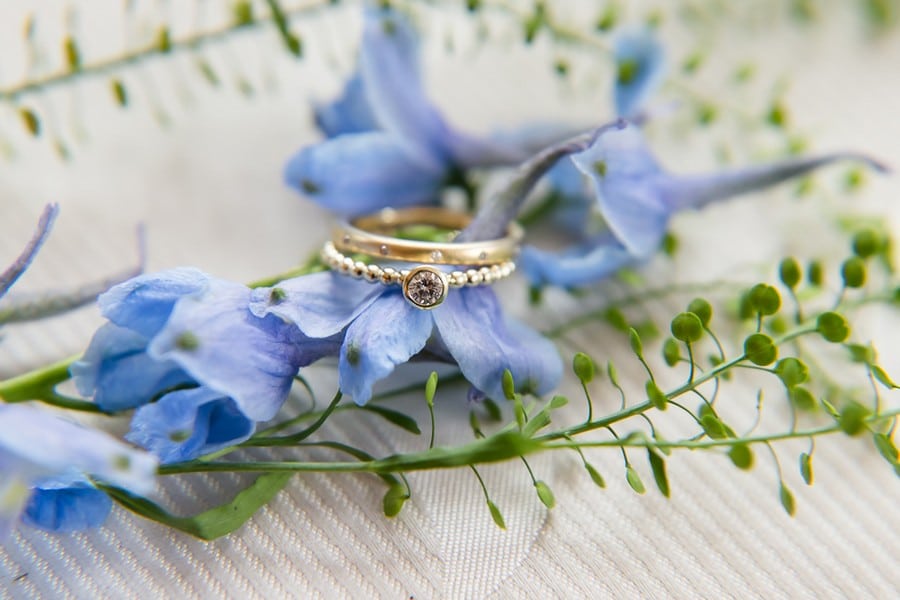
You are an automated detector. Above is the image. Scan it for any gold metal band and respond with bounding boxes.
[332,207,522,266]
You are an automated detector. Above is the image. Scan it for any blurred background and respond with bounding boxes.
[1,1,898,597]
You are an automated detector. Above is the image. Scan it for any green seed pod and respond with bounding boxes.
[852,229,881,258]
[501,369,515,401]
[779,257,801,289]
[841,257,866,289]
[662,338,681,367]
[628,328,643,357]
[748,284,781,316]
[687,298,712,327]
[816,312,850,343]
[572,352,595,384]
[233,0,254,25]
[807,260,824,287]
[774,357,809,388]
[646,380,668,411]
[744,333,777,366]
[728,444,754,470]
[790,386,817,411]
[838,401,870,436]
[670,312,703,343]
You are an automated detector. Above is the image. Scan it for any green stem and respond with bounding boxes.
[160,429,540,475]
[157,405,900,477]
[244,391,342,446]
[0,1,333,102]
[536,323,819,442]
[0,354,79,402]
[546,409,900,451]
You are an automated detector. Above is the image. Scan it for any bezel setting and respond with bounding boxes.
[402,266,449,310]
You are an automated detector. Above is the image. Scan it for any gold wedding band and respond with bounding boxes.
[332,206,523,266]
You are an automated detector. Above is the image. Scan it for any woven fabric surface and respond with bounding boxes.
[1,2,898,598]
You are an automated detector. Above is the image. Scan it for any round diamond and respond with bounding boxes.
[403,267,447,309]
[380,244,389,256]
[430,250,443,262]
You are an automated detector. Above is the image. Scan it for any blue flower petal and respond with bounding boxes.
[250,272,383,338]
[127,387,254,463]
[284,132,444,217]
[547,157,591,200]
[444,129,531,170]
[339,291,433,405]
[360,8,452,166]
[661,152,889,211]
[314,72,379,138]
[571,124,669,257]
[458,126,617,243]
[99,267,209,338]
[520,236,639,288]
[70,323,192,411]
[22,482,111,532]
[543,158,600,234]
[486,122,586,160]
[432,287,562,400]
[613,29,665,119]
[0,404,158,496]
[148,279,331,421]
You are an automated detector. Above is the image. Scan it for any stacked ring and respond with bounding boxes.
[322,207,520,310]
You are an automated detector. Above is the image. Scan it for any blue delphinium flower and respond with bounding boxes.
[257,133,610,405]
[0,404,157,537]
[72,269,340,462]
[249,272,561,405]
[538,28,665,236]
[0,204,157,537]
[285,7,531,216]
[520,122,888,287]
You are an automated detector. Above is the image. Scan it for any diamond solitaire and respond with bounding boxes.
[402,266,449,309]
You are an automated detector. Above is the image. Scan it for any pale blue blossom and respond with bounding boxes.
[286,7,531,216]
[250,272,562,405]
[521,123,888,287]
[539,28,665,236]
[72,269,339,462]
[0,404,156,537]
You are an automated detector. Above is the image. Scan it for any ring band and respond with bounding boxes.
[321,242,516,309]
[333,207,522,266]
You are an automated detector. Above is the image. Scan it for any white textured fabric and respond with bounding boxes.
[1,2,899,598]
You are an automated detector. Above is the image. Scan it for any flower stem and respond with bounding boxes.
[0,354,78,401]
[0,1,333,102]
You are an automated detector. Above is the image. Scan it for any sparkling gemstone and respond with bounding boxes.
[380,244,389,256]
[404,268,446,308]
[430,250,443,262]
[478,251,487,260]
